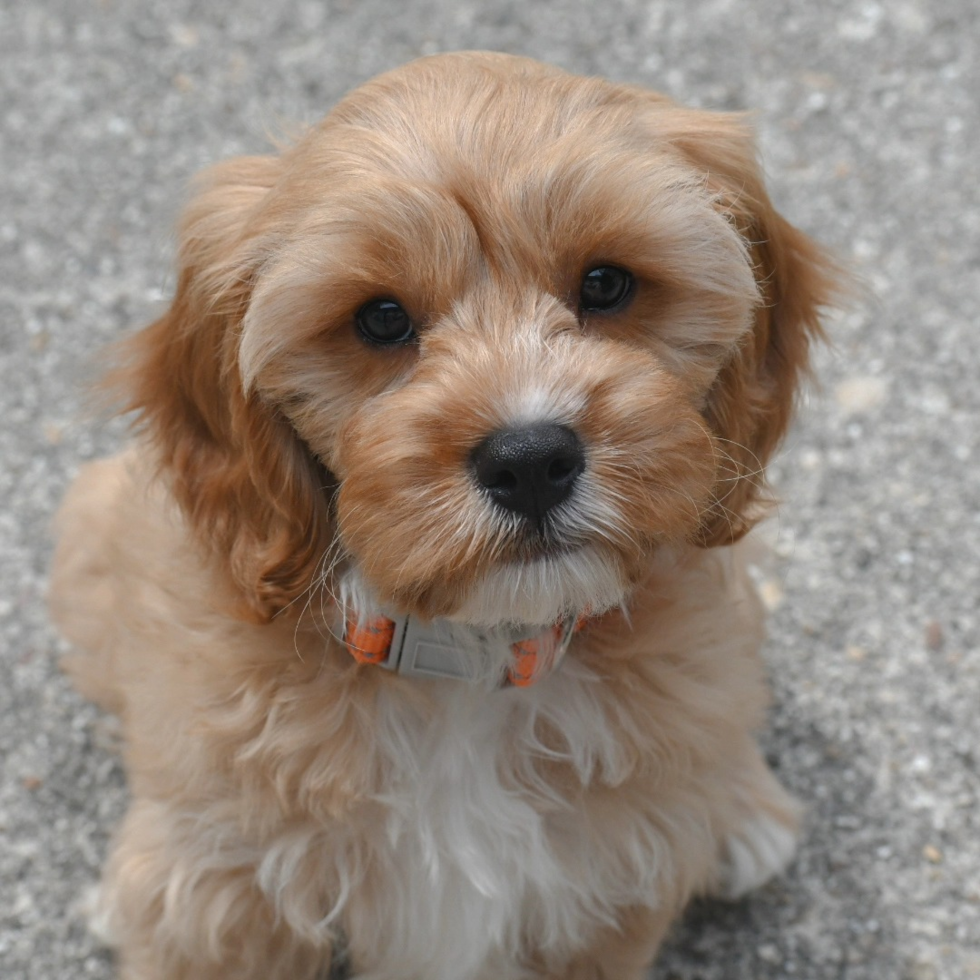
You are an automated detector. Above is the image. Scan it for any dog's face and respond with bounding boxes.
[120,53,832,625]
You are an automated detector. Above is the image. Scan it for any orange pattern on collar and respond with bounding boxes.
[345,616,397,665]
[507,624,565,687]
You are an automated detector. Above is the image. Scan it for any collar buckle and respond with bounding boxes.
[382,615,486,681]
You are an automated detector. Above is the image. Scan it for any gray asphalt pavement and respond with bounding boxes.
[2,1,978,978]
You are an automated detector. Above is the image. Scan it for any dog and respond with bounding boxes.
[50,51,836,980]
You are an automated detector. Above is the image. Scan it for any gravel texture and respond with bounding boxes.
[2,1,978,978]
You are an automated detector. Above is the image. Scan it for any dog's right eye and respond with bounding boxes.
[356,299,416,345]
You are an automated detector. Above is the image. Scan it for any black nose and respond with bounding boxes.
[470,423,585,525]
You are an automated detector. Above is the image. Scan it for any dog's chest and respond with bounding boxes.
[335,672,662,980]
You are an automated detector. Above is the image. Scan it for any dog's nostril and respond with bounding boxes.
[470,424,585,524]
[482,466,519,492]
[547,456,577,483]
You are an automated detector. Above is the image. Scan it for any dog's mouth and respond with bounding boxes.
[334,527,629,633]
[437,542,630,629]
[510,516,586,562]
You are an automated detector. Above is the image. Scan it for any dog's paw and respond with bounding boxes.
[76,882,117,948]
[714,807,800,900]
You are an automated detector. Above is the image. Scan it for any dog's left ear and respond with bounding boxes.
[107,155,332,623]
[657,106,841,545]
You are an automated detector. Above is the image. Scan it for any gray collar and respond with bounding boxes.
[343,612,583,687]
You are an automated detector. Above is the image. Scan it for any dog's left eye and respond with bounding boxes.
[580,266,634,313]
[356,299,416,345]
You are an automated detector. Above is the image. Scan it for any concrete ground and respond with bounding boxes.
[1,0,977,977]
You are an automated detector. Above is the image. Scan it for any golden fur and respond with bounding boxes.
[50,52,836,979]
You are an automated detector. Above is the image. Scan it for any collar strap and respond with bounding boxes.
[345,613,589,688]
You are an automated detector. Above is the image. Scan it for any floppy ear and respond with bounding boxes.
[109,156,332,622]
[663,109,840,545]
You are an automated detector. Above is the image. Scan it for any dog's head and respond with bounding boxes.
[116,53,834,627]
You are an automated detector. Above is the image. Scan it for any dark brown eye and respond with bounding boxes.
[580,266,634,313]
[356,299,415,345]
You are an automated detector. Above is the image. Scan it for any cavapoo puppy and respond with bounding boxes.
[51,51,835,980]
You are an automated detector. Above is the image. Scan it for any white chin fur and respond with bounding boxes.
[451,547,627,628]
[341,547,627,630]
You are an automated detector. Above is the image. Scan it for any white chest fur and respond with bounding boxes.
[315,662,665,980]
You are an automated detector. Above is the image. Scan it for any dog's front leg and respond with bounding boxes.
[707,737,803,901]
[534,904,675,980]
[93,798,330,980]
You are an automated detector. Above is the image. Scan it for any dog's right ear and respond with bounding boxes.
[107,155,333,623]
